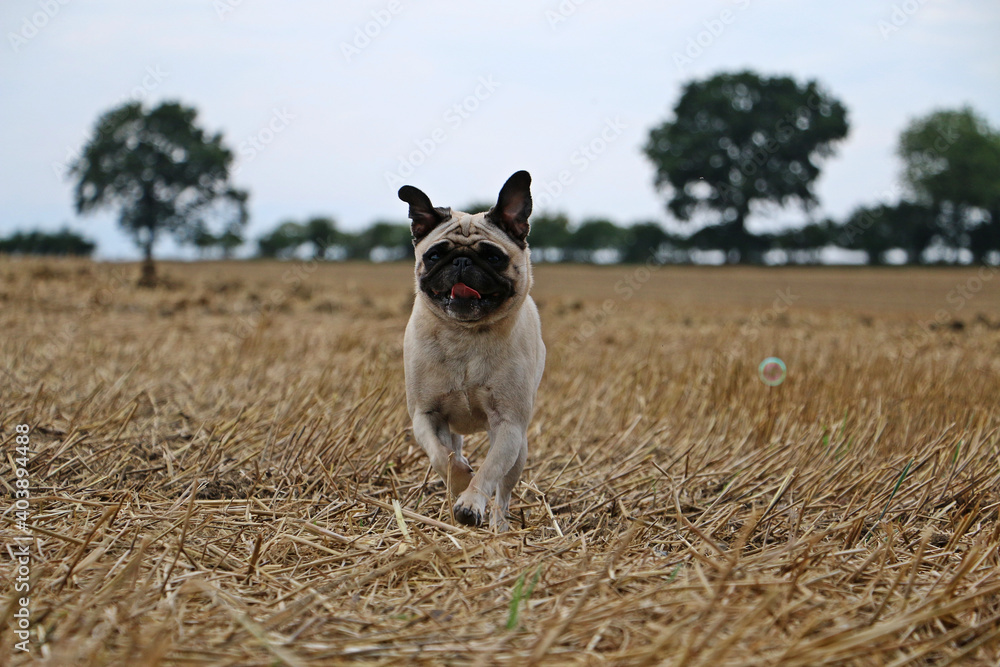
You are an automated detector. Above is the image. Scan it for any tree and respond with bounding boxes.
[969,207,1000,263]
[216,228,244,259]
[644,70,848,263]
[621,222,670,263]
[366,222,409,246]
[338,222,410,261]
[191,225,243,259]
[566,218,626,263]
[890,203,938,264]
[898,107,1000,263]
[527,213,571,261]
[366,222,413,260]
[0,227,96,256]
[832,203,936,265]
[303,216,339,259]
[685,223,757,258]
[837,206,896,265]
[257,221,305,258]
[192,228,216,258]
[69,101,248,285]
[766,219,835,264]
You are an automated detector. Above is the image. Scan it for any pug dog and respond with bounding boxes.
[399,170,545,531]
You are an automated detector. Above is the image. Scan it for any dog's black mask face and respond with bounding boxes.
[418,241,515,322]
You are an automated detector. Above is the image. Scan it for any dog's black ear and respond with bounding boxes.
[398,185,451,242]
[487,170,532,247]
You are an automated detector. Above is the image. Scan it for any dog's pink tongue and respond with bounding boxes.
[451,283,481,299]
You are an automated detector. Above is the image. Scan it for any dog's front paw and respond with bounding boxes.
[453,490,488,527]
[454,504,482,527]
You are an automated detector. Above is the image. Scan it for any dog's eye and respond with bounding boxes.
[424,245,447,264]
[479,244,506,266]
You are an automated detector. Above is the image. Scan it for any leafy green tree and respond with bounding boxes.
[969,207,1000,263]
[566,218,626,263]
[898,107,1000,262]
[832,203,936,265]
[367,222,412,254]
[190,224,242,259]
[890,203,938,264]
[339,222,409,260]
[192,228,217,258]
[621,221,670,263]
[303,216,339,259]
[767,219,835,264]
[527,213,571,261]
[837,206,896,265]
[644,70,848,263]
[337,230,361,259]
[69,101,248,285]
[216,228,244,259]
[685,223,753,257]
[190,227,244,259]
[257,221,305,258]
[0,227,96,256]
[346,221,413,261]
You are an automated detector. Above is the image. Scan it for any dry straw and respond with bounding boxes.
[1,258,998,665]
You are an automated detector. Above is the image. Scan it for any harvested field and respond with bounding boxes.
[2,257,999,665]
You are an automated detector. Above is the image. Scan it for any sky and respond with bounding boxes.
[2,0,999,260]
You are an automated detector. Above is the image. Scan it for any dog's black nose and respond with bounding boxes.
[452,256,472,270]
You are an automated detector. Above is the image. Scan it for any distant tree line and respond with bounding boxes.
[0,227,95,256]
[247,200,993,266]
[248,85,998,265]
[641,72,1000,265]
[45,76,1000,282]
[256,217,414,261]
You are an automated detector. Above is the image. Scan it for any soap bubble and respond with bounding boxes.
[758,357,786,387]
